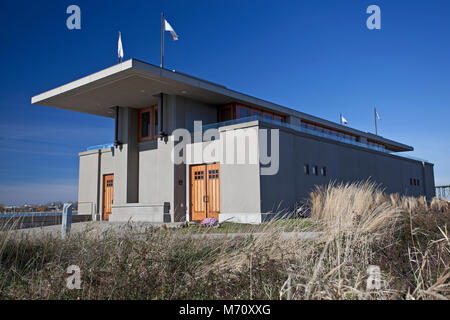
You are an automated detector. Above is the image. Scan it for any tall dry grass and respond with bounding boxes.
[199,182,449,300]
[0,182,448,299]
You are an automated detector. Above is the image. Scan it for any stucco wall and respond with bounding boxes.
[78,148,114,219]
[259,124,435,213]
[109,95,218,222]
[138,138,175,220]
[78,150,99,216]
[185,123,261,222]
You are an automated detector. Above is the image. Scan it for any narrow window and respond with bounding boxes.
[417,179,420,186]
[220,103,285,123]
[413,179,417,186]
[154,109,158,137]
[141,111,150,138]
[139,105,157,142]
[312,165,318,176]
[304,164,310,175]
[219,105,234,122]
[321,167,327,177]
[410,178,413,185]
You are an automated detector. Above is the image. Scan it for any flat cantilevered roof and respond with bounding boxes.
[31,58,413,152]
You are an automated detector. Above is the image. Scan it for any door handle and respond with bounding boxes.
[203,195,209,203]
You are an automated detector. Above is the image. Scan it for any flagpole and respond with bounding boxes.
[161,12,164,69]
[118,31,121,64]
[340,113,342,125]
[374,107,378,135]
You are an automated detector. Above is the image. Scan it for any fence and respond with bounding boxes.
[436,185,450,200]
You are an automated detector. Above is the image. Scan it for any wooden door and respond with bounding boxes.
[190,165,207,221]
[190,164,220,221]
[206,163,220,220]
[103,174,114,221]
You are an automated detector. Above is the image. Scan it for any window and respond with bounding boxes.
[139,105,158,142]
[312,165,318,176]
[141,111,150,138]
[417,179,420,186]
[236,105,250,118]
[274,115,283,123]
[219,103,286,123]
[154,109,158,137]
[263,112,273,121]
[304,164,310,175]
[208,169,219,179]
[194,171,204,180]
[250,109,263,117]
[219,105,234,122]
[413,179,417,186]
[321,167,327,177]
[410,178,413,185]
[300,120,361,145]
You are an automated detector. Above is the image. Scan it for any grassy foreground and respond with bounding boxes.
[0,182,448,300]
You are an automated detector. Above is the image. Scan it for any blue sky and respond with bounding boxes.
[0,0,449,205]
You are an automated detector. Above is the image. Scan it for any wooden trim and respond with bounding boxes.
[138,105,158,142]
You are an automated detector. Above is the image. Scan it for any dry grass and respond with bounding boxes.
[0,182,448,300]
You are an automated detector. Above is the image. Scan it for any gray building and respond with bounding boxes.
[32,59,435,224]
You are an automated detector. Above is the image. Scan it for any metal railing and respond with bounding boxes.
[0,211,79,218]
[436,185,450,200]
[204,116,428,161]
[86,143,114,151]
[85,116,428,162]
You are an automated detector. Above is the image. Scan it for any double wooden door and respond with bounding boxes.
[103,174,114,221]
[190,164,220,221]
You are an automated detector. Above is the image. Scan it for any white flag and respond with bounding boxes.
[376,110,381,120]
[118,32,124,60]
[164,19,179,40]
[340,114,348,124]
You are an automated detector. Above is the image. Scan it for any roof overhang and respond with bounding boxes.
[31,58,413,152]
[32,59,237,118]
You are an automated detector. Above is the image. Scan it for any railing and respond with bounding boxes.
[392,153,429,163]
[0,211,79,218]
[86,143,114,151]
[85,116,428,162]
[205,115,377,147]
[436,185,450,200]
[204,116,426,159]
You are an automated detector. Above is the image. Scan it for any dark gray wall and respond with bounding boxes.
[174,95,218,132]
[114,107,139,204]
[259,125,435,213]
